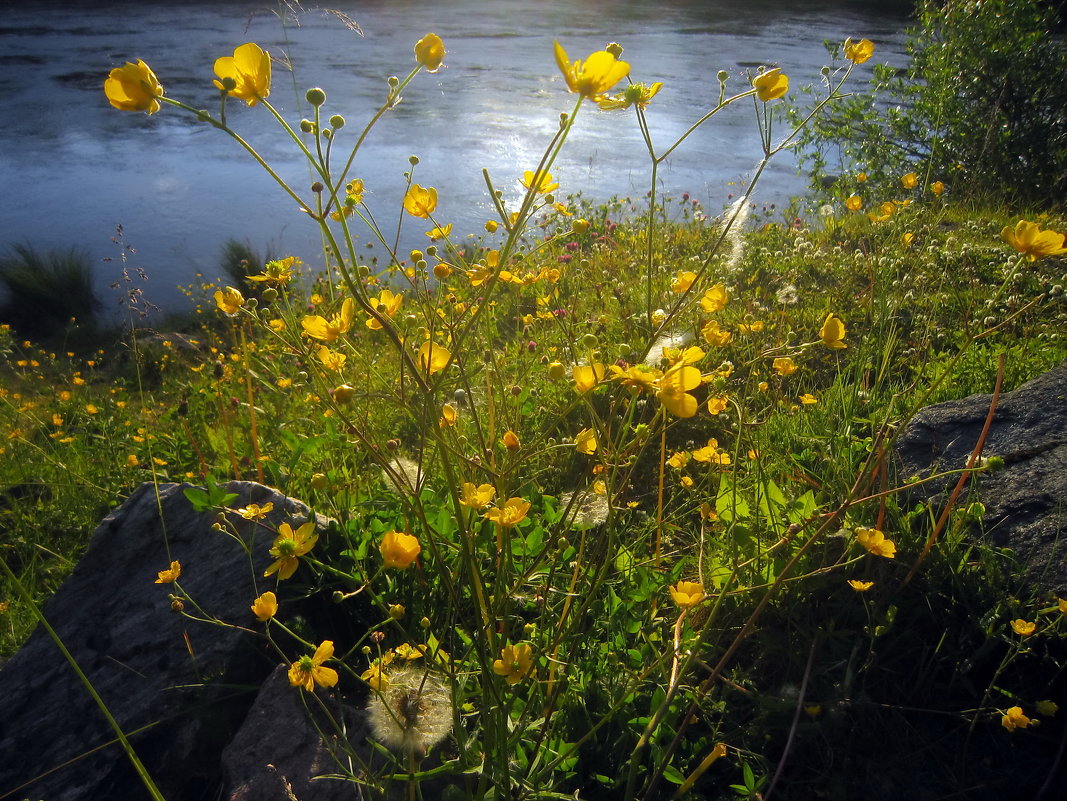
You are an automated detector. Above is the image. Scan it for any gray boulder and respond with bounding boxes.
[894,360,1067,592]
[0,481,332,801]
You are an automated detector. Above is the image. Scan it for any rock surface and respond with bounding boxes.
[0,481,330,801]
[894,360,1067,592]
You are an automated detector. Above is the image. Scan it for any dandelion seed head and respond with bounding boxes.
[367,667,452,755]
[381,456,424,495]
[558,488,610,529]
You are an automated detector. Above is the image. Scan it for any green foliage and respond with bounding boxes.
[0,244,100,340]
[794,0,1067,208]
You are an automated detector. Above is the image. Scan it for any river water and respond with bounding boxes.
[0,0,910,315]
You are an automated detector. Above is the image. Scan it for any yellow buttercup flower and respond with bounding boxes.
[248,256,299,285]
[819,314,847,349]
[855,527,896,558]
[104,60,164,114]
[799,393,818,405]
[316,345,346,372]
[1001,706,1032,731]
[671,271,697,294]
[502,430,521,451]
[845,195,863,212]
[752,68,788,101]
[439,402,458,428]
[366,289,402,330]
[669,580,705,609]
[288,640,339,692]
[691,438,731,465]
[264,521,319,580]
[483,497,531,527]
[701,319,732,347]
[415,33,446,72]
[596,81,663,110]
[844,38,875,64]
[520,170,559,194]
[575,427,597,455]
[901,172,918,189]
[302,297,355,341]
[493,643,534,684]
[251,591,278,621]
[848,579,874,592]
[417,341,451,374]
[699,284,729,313]
[772,357,798,376]
[237,502,274,520]
[214,286,245,316]
[403,184,438,218]
[554,40,630,99]
[573,363,607,393]
[155,560,182,584]
[930,181,945,197]
[380,530,421,568]
[657,362,702,418]
[1000,220,1067,261]
[1010,619,1036,637]
[213,42,271,106]
[459,482,496,509]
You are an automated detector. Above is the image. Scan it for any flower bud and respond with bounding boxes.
[357,264,371,277]
[310,472,329,490]
[717,70,729,83]
[299,119,314,134]
[305,87,326,106]
[547,361,566,380]
[420,616,431,629]
[389,603,405,620]
[606,42,624,57]
[433,262,452,279]
[572,218,589,234]
[261,287,278,303]
[409,154,420,165]
[388,76,400,87]
[220,76,237,92]
[333,385,355,403]
[311,182,324,193]
[329,114,345,129]
[581,333,599,349]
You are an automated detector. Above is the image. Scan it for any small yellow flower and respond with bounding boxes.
[264,521,319,580]
[1000,220,1067,261]
[104,59,164,114]
[426,223,453,240]
[699,284,729,313]
[248,256,299,285]
[554,40,630,99]
[493,643,534,684]
[251,591,278,621]
[415,33,446,72]
[302,297,355,341]
[848,579,874,592]
[844,38,875,64]
[772,357,798,376]
[669,580,705,609]
[214,286,245,316]
[845,195,863,212]
[753,68,788,101]
[1001,706,1032,731]
[213,42,271,106]
[819,314,847,349]
[316,346,346,372]
[671,271,697,294]
[856,172,868,182]
[799,393,818,405]
[901,232,915,247]
[483,497,531,528]
[361,663,389,691]
[706,395,728,415]
[930,181,945,197]
[485,219,499,233]
[1058,597,1067,614]
[657,362,702,418]
[440,403,458,428]
[900,172,918,189]
[460,482,496,509]
[237,502,274,520]
[855,527,896,558]
[520,170,559,194]
[155,560,181,584]
[575,427,597,455]
[1010,619,1036,637]
[573,363,607,393]
[380,530,421,569]
[288,640,339,692]
[595,81,663,110]
[403,184,438,218]
[366,290,402,330]
[503,430,521,451]
[691,438,731,465]
[417,341,451,374]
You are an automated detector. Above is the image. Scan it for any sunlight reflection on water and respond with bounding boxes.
[0,0,908,315]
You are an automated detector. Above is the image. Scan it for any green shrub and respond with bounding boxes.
[0,244,100,340]
[795,0,1067,208]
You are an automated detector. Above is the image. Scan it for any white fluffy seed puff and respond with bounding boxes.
[366,667,452,756]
